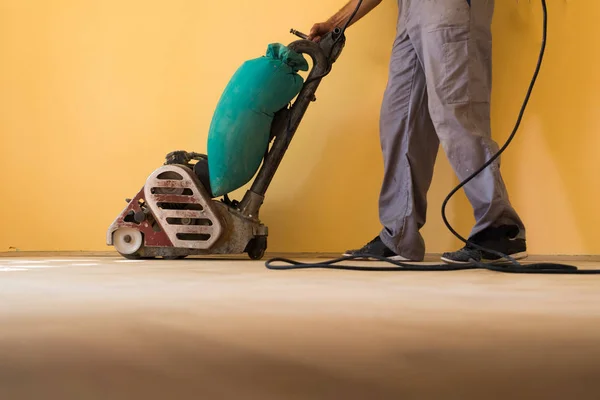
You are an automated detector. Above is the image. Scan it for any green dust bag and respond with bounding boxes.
[206,43,308,197]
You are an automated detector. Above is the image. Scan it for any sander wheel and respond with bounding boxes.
[113,227,143,256]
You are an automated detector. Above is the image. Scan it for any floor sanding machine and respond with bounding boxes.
[106,27,346,260]
[108,0,600,275]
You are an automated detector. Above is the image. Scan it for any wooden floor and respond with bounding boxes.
[1,255,600,399]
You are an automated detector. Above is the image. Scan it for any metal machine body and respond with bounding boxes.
[107,28,346,260]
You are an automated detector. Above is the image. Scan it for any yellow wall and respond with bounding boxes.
[1,0,598,255]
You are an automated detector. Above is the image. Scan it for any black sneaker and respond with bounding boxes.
[441,225,528,265]
[343,236,412,261]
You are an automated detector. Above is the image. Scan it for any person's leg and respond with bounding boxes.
[345,4,439,262]
[407,0,527,263]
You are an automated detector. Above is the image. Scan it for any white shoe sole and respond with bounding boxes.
[441,251,528,265]
[342,253,413,262]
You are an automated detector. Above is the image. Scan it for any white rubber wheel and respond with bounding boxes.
[113,228,144,255]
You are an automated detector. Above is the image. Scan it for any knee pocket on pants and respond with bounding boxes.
[442,39,470,105]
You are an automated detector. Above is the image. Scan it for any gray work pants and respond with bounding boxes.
[378,0,525,261]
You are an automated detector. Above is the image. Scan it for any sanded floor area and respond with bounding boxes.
[1,255,600,399]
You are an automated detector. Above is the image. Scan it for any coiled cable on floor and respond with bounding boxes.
[265,255,600,274]
[265,0,600,275]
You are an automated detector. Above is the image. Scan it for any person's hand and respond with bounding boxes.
[308,21,334,42]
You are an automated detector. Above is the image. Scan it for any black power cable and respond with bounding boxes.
[266,254,600,275]
[339,0,363,34]
[265,0,600,275]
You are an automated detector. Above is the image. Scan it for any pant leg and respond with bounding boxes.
[378,6,440,261]
[407,0,526,239]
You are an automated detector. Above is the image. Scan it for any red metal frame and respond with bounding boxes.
[111,188,173,247]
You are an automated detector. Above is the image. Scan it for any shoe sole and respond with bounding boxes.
[342,253,413,262]
[441,251,528,265]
